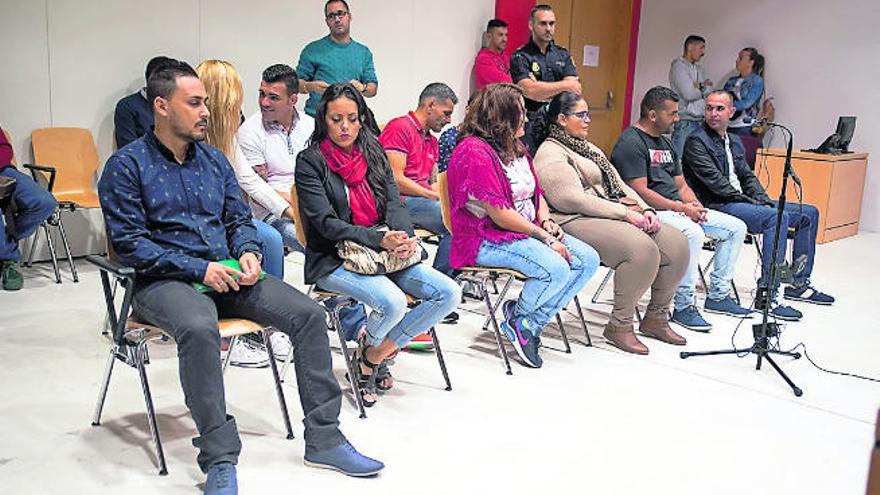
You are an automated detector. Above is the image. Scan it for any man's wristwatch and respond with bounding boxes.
[244,251,263,263]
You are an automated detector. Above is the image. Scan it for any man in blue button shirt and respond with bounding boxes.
[99,61,383,494]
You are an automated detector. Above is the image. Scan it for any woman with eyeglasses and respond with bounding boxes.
[533,91,689,355]
[446,83,599,369]
[295,83,460,407]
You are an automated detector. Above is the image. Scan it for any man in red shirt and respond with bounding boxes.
[379,83,459,330]
[473,19,512,90]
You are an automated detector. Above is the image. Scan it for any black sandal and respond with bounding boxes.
[352,352,380,408]
[375,360,393,391]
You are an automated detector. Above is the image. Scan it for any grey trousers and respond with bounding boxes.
[133,275,345,472]
[562,217,689,326]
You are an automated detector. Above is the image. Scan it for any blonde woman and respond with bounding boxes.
[195,60,285,281]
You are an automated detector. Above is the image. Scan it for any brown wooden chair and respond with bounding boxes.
[87,254,294,475]
[22,127,103,282]
[284,185,452,418]
[437,172,589,375]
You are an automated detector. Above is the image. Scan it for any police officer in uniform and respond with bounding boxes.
[510,4,582,155]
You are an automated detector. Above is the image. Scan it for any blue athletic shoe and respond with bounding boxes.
[670,305,712,332]
[304,440,384,477]
[784,284,835,306]
[205,463,237,495]
[769,304,802,321]
[501,299,517,322]
[500,316,542,368]
[704,296,754,318]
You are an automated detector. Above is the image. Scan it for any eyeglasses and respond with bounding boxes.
[566,110,591,121]
[326,10,349,20]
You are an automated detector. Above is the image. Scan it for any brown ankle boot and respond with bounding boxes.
[603,323,649,355]
[639,317,687,346]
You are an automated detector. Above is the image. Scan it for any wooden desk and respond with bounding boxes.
[756,148,868,244]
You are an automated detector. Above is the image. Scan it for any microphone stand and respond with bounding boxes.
[680,121,803,397]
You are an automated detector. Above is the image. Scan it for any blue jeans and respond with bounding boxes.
[316,262,461,348]
[253,219,284,279]
[672,119,703,161]
[266,215,305,254]
[475,236,599,334]
[716,201,819,288]
[402,196,453,277]
[0,168,57,262]
[658,209,747,309]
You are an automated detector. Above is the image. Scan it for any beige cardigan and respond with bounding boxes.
[533,138,649,224]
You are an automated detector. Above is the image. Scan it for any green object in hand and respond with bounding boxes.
[192,259,266,293]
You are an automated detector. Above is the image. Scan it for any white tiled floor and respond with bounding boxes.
[1,233,878,494]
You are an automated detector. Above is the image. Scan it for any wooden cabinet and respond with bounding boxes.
[755,148,868,244]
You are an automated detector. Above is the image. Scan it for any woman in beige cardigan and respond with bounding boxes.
[533,92,689,355]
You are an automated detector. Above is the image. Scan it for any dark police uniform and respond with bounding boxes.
[510,38,579,154]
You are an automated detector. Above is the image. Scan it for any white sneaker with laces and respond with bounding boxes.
[269,332,292,361]
[224,339,270,368]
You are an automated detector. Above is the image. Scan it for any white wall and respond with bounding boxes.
[0,0,494,257]
[631,0,880,233]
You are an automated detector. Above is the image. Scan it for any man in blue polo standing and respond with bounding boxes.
[296,0,378,117]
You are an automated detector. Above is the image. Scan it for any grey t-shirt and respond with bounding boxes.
[610,126,683,203]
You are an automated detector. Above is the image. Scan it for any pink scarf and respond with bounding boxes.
[319,138,379,227]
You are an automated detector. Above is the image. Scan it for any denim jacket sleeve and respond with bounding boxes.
[731,75,764,113]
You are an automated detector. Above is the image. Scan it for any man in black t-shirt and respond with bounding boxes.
[611,86,751,332]
[509,4,581,155]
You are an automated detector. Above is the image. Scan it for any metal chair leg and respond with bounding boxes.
[635,307,642,323]
[429,327,452,391]
[25,225,42,267]
[480,280,512,375]
[263,329,294,440]
[572,295,592,346]
[482,274,514,331]
[554,313,572,353]
[91,345,118,426]
[333,305,367,418]
[732,280,741,305]
[222,336,236,375]
[43,223,62,283]
[135,340,168,476]
[591,267,613,303]
[55,213,79,282]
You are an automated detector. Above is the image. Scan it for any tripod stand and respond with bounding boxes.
[680,122,803,397]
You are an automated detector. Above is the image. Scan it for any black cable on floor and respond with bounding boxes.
[780,342,880,384]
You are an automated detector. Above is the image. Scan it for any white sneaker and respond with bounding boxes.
[269,332,292,361]
[224,339,270,368]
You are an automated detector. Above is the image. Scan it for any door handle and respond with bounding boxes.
[591,91,614,112]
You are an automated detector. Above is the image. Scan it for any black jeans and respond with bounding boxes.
[133,275,345,472]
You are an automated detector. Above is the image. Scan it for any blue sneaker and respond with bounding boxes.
[769,304,802,321]
[501,299,517,322]
[670,305,712,332]
[784,284,835,306]
[205,463,237,495]
[304,440,384,477]
[704,296,754,318]
[500,316,542,368]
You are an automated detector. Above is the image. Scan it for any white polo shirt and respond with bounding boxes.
[237,110,314,191]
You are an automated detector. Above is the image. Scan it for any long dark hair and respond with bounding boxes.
[310,83,388,216]
[458,83,526,163]
[534,90,582,146]
[742,47,765,77]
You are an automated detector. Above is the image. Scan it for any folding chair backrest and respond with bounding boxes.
[1,127,15,166]
[289,185,308,248]
[31,127,99,195]
[437,172,453,234]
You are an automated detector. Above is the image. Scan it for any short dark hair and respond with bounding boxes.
[324,0,349,14]
[707,89,736,106]
[145,56,176,82]
[530,4,553,21]
[487,19,508,31]
[418,82,458,107]
[683,35,706,51]
[639,86,679,118]
[262,64,299,95]
[146,60,198,103]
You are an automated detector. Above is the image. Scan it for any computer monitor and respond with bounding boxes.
[834,116,856,153]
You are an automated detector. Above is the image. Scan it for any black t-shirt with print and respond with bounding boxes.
[610,126,683,202]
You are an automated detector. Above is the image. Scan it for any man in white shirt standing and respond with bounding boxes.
[237,64,314,253]
[669,35,714,160]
